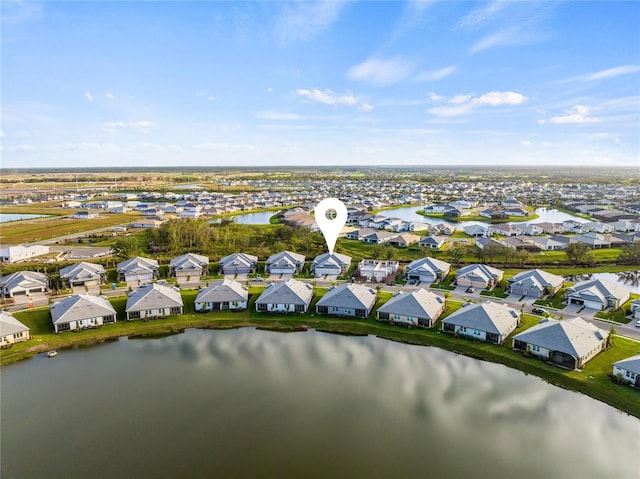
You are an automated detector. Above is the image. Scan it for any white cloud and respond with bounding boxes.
[347,56,414,86]
[473,91,526,106]
[414,65,456,82]
[296,88,357,106]
[105,93,115,99]
[267,87,273,92]
[457,1,508,29]
[585,65,640,81]
[192,142,257,151]
[277,1,346,44]
[84,92,94,101]
[358,102,374,112]
[8,144,34,152]
[521,140,553,148]
[541,105,601,125]
[428,91,527,117]
[255,112,304,121]
[102,120,157,134]
[428,92,445,102]
[521,140,533,148]
[0,130,5,138]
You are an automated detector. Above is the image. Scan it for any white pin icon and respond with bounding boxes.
[315,198,347,254]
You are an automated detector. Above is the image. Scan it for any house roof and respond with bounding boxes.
[126,283,184,312]
[50,294,117,325]
[117,257,159,273]
[59,262,106,281]
[377,289,444,320]
[316,284,376,311]
[442,301,520,335]
[508,269,564,291]
[405,257,451,276]
[219,252,258,269]
[0,271,47,291]
[0,311,29,336]
[566,279,631,303]
[312,252,352,268]
[195,279,248,303]
[512,317,606,359]
[266,251,305,267]
[255,279,313,306]
[169,253,209,269]
[613,354,640,376]
[456,264,504,282]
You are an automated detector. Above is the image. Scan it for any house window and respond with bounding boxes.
[129,311,141,319]
[58,322,71,331]
[257,303,267,311]
[170,307,182,315]
[13,332,23,339]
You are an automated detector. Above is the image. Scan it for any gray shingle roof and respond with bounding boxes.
[126,283,184,312]
[613,354,640,375]
[266,251,305,267]
[255,279,313,306]
[195,279,248,304]
[377,288,444,320]
[508,269,564,290]
[405,257,451,276]
[0,311,30,336]
[0,271,47,292]
[169,253,209,269]
[566,279,631,303]
[512,317,606,358]
[312,252,352,269]
[219,253,258,269]
[316,284,376,311]
[456,264,504,282]
[442,301,520,335]
[116,257,159,274]
[59,262,106,282]
[50,294,117,325]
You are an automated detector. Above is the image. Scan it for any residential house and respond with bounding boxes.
[194,279,248,312]
[488,224,523,237]
[0,244,50,263]
[117,257,159,283]
[266,251,305,275]
[50,294,117,333]
[0,271,47,298]
[631,299,640,319]
[0,311,30,346]
[59,262,107,287]
[361,231,395,244]
[130,219,163,228]
[357,260,399,283]
[503,207,530,217]
[479,208,508,220]
[583,221,614,234]
[455,264,504,289]
[376,289,445,327]
[565,279,631,310]
[522,224,543,236]
[535,222,566,234]
[255,279,313,313]
[463,224,491,238]
[388,233,421,248]
[169,253,209,281]
[512,317,607,370]
[442,301,520,344]
[501,237,541,252]
[419,236,445,250]
[125,283,184,320]
[218,253,258,275]
[310,253,352,277]
[72,211,98,219]
[345,228,375,240]
[613,354,640,388]
[433,223,456,235]
[315,284,377,318]
[404,257,451,284]
[530,236,567,251]
[476,237,507,250]
[507,269,564,298]
[572,233,611,248]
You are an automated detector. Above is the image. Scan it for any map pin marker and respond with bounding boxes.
[315,198,347,254]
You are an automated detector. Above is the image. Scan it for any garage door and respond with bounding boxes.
[584,300,602,310]
[127,274,151,282]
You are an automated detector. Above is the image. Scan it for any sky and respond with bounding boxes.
[1,1,639,168]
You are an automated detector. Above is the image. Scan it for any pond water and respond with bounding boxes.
[2,328,638,479]
[565,271,640,294]
[0,213,48,223]
[232,210,279,224]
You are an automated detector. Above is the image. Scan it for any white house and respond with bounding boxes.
[219,253,258,275]
[117,257,159,283]
[455,264,504,289]
[125,283,184,320]
[310,253,352,277]
[0,311,30,346]
[613,354,640,388]
[565,279,631,310]
[507,269,564,298]
[266,251,305,275]
[357,259,399,283]
[0,244,50,263]
[376,289,445,327]
[50,294,117,333]
[194,279,248,312]
[512,317,607,370]
[59,262,107,287]
[442,301,520,344]
[418,236,445,250]
[463,224,491,238]
[404,257,451,284]
[255,279,313,313]
[631,299,640,320]
[0,271,48,298]
[169,253,209,281]
[315,284,377,318]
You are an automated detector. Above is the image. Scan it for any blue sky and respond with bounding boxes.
[2,1,639,168]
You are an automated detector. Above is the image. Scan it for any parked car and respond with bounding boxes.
[532,307,547,315]
[636,320,640,328]
[466,287,475,293]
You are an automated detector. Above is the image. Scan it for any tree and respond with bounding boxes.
[565,242,594,266]
[619,242,640,266]
[113,236,140,259]
[449,245,466,266]
[384,246,396,260]
[607,326,617,348]
[516,250,531,267]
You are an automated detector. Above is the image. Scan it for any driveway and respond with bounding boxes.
[506,294,537,305]
[268,273,292,282]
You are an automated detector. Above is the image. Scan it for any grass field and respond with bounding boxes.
[3,288,639,418]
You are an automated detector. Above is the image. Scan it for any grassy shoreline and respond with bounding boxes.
[3,301,639,419]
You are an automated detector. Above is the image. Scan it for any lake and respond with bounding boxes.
[0,213,48,223]
[2,329,638,479]
[232,210,279,224]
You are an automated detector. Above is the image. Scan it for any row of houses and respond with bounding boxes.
[2,278,639,380]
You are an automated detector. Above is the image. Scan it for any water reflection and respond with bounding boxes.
[565,271,640,293]
[2,329,638,479]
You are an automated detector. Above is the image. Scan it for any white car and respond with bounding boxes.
[636,320,640,328]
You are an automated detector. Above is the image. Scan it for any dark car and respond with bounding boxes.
[532,307,547,315]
